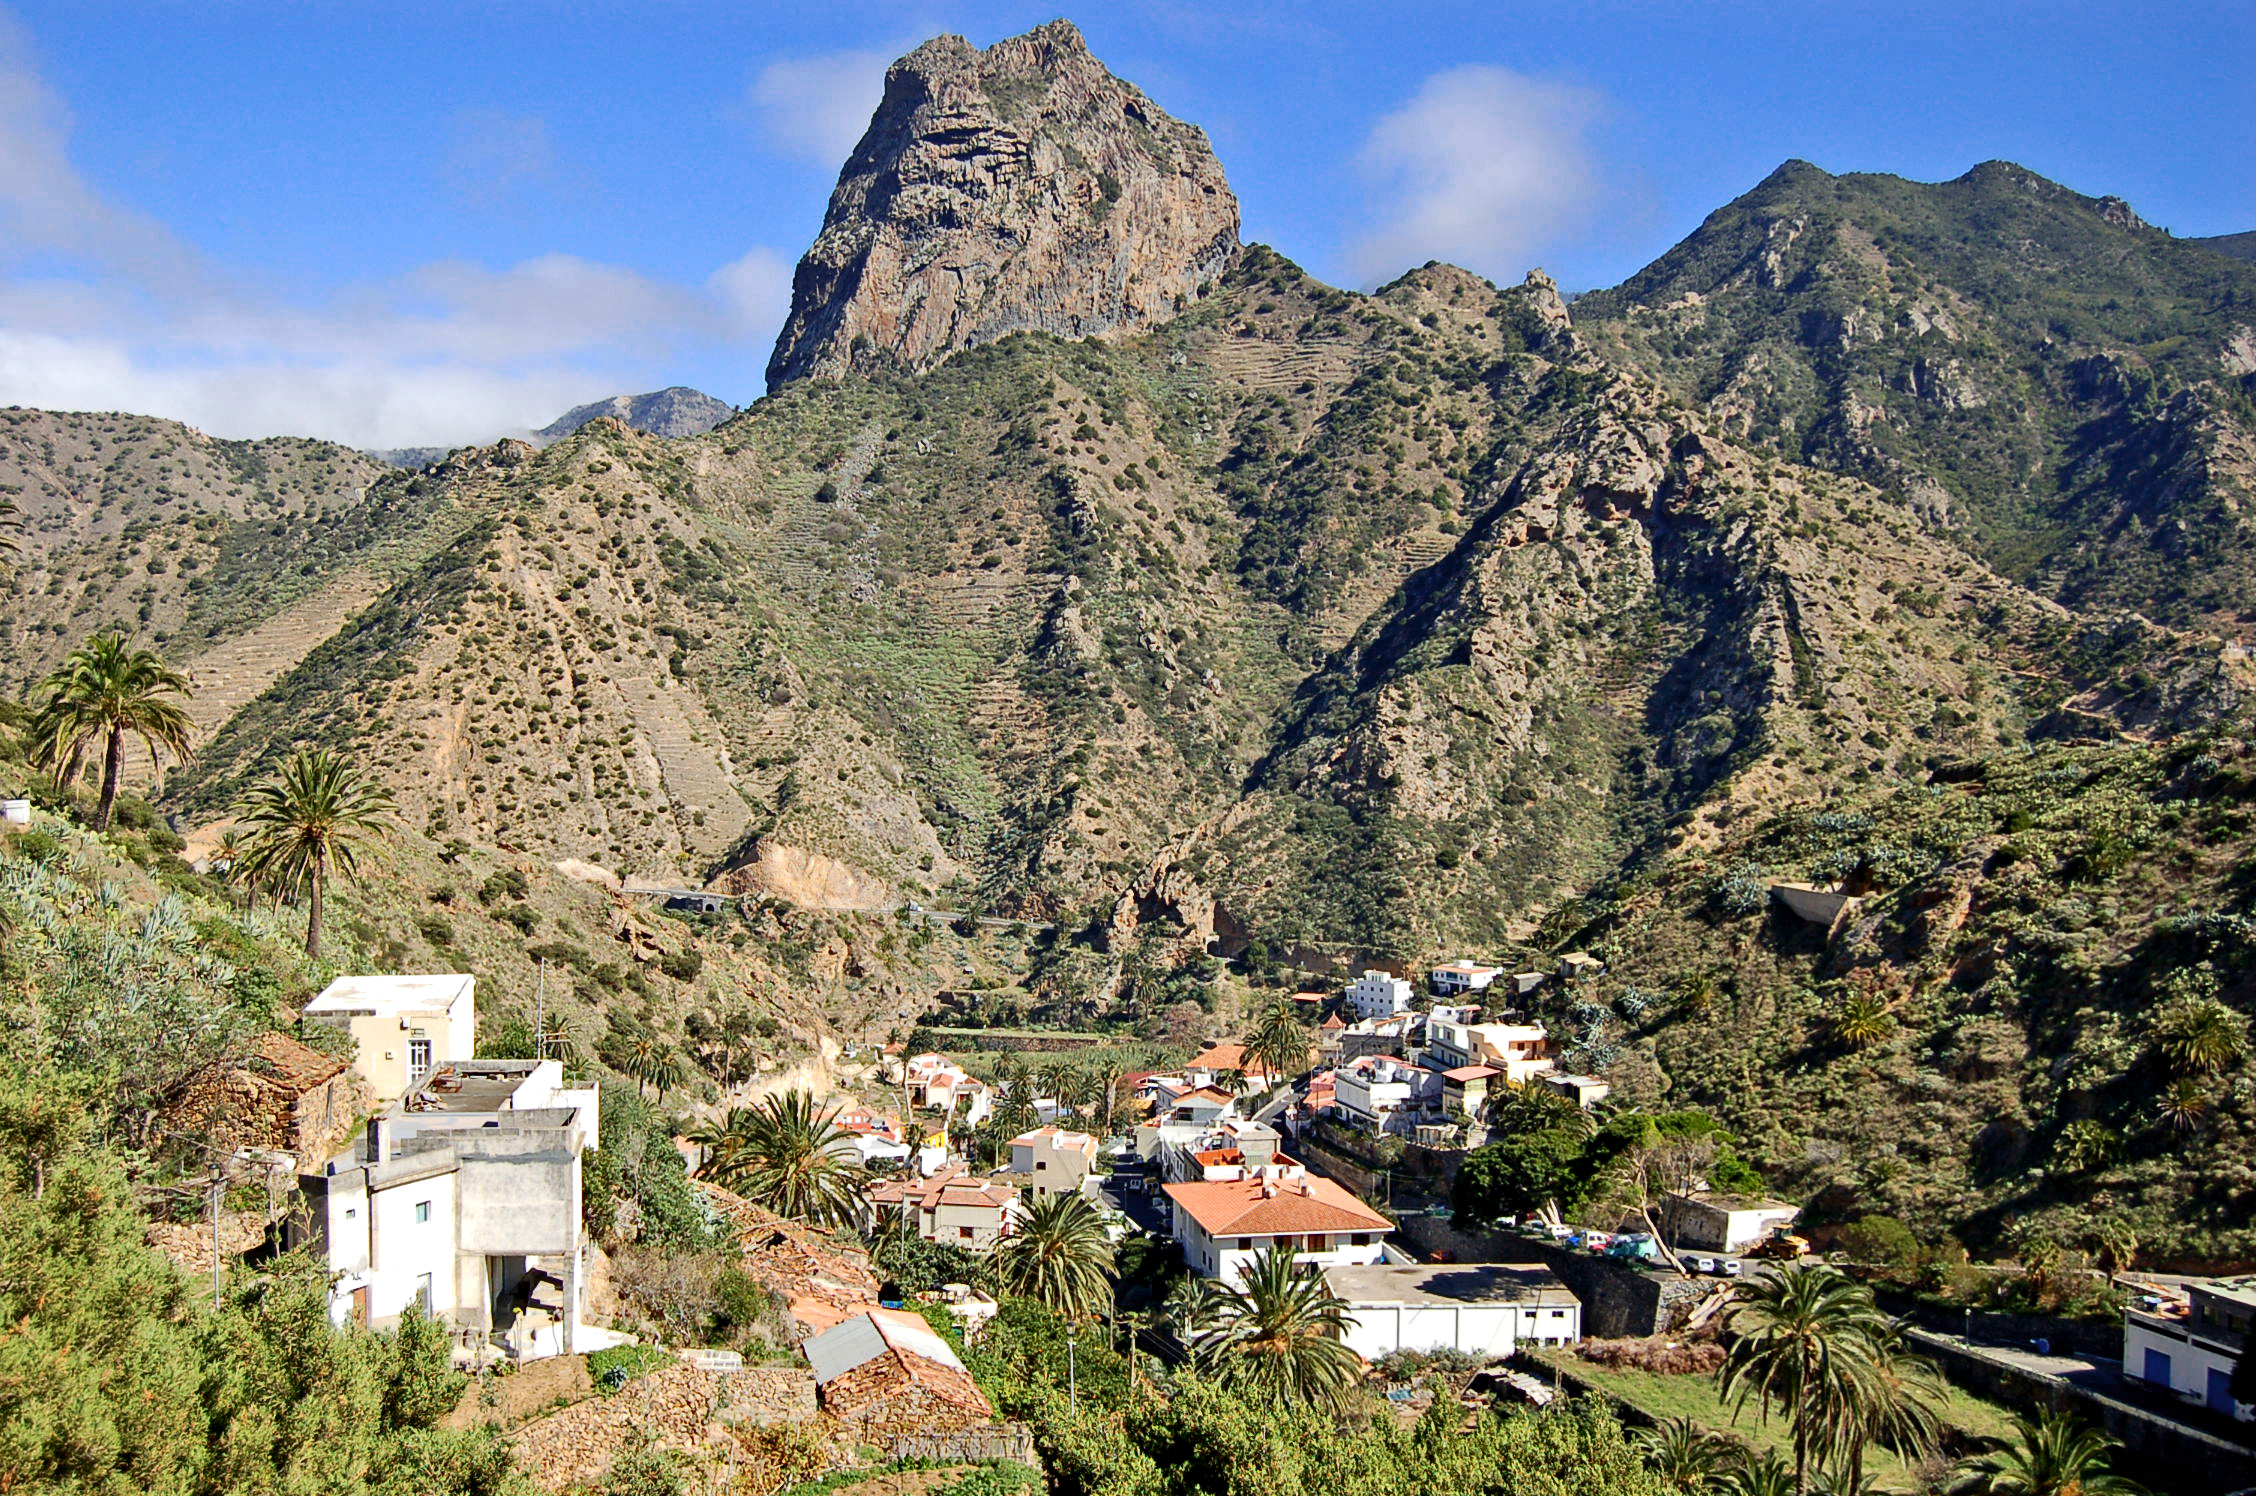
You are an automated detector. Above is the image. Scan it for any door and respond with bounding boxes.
[2209,1366,2238,1414]
[2143,1348,2172,1389]
[351,1286,369,1328]
[407,1036,433,1086]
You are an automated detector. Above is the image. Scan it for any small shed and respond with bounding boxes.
[161,1032,365,1163]
[804,1309,993,1440]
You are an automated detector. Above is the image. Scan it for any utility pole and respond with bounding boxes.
[534,957,546,1061]
[207,1163,225,1308]
[1067,1321,1078,1416]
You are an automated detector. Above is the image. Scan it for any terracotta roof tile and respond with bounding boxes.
[1163,1174,1393,1237]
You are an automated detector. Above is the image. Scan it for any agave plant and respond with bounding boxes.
[1831,993,1896,1050]
[2154,1076,2209,1132]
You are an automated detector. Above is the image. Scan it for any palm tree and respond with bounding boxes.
[1184,1246,1364,1413]
[991,1191,1114,1318]
[232,748,394,958]
[28,633,195,832]
[1718,1264,1895,1495]
[1952,1412,2145,1496]
[691,1090,868,1228]
[1635,1417,1740,1492]
[1241,1002,1310,1092]
[618,1033,687,1098]
[1835,1321,1945,1493]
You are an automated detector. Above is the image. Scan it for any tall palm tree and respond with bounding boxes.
[1636,1417,1740,1492]
[1241,1002,1310,1092]
[29,633,195,832]
[1835,1321,1945,1493]
[232,748,394,958]
[1951,1412,2145,1496]
[691,1090,868,1228]
[991,1191,1114,1318]
[618,1033,687,1098]
[1184,1246,1363,1413]
[1718,1264,1895,1496]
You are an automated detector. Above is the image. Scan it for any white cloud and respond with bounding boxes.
[0,25,796,450]
[747,47,896,170]
[1348,65,1605,288]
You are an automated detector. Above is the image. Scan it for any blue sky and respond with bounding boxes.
[1,1,2247,447]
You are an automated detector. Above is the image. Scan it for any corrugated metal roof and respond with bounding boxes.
[803,1308,966,1384]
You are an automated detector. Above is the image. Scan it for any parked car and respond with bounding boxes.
[1719,1257,1744,1277]
[1690,1254,1718,1274]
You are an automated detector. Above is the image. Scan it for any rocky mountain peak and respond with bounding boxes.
[765,19,1241,388]
[536,387,735,443]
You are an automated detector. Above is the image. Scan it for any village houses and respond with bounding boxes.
[1333,1054,1446,1136]
[863,1160,1023,1250]
[301,973,477,1104]
[1344,969,1415,1021]
[1428,960,1507,997]
[1162,1158,1394,1285]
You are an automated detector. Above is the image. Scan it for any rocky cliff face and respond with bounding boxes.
[765,20,1240,388]
[536,387,735,442]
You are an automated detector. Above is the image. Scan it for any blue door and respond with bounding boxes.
[2143,1348,2173,1388]
[2209,1367,2237,1414]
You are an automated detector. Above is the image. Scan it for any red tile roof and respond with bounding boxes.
[1163,1173,1392,1237]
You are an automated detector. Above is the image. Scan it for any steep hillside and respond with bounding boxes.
[1540,734,2256,1265]
[0,407,441,688]
[1576,161,2256,631]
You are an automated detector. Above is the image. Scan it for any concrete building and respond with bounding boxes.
[1424,1017,1555,1084]
[1163,1162,1393,1286]
[2124,1277,2255,1420]
[1345,970,1415,1021]
[1429,962,1507,997]
[1540,1073,1613,1109]
[1008,1126,1098,1196]
[298,1058,602,1361]
[1657,1191,1802,1254]
[1325,1263,1581,1360]
[301,973,477,1105]
[1337,1010,1429,1064]
[1333,1054,1445,1136]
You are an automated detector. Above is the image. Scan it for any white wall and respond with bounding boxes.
[368,1170,460,1325]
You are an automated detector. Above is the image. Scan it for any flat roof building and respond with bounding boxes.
[301,974,477,1104]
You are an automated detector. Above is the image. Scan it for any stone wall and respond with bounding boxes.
[1876,1291,2125,1359]
[888,1423,1037,1464]
[508,1364,818,1493]
[1907,1331,2256,1495]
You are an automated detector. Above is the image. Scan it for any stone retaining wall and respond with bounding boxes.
[509,1364,818,1492]
[889,1423,1037,1464]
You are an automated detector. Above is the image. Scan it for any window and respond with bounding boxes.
[415,1273,433,1313]
[407,1034,433,1086]
[1237,1238,1252,1251]
[344,1208,357,1221]
[1351,1233,1369,1246]
[959,1226,973,1239]
[414,1200,431,1224]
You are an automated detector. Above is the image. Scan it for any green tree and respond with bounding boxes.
[991,1191,1114,1319]
[29,632,196,832]
[1951,1412,2145,1496]
[1241,1002,1310,1091]
[234,747,396,959]
[1183,1246,1363,1413]
[1452,1125,1599,1227]
[1717,1264,1897,1496]
[690,1090,868,1228]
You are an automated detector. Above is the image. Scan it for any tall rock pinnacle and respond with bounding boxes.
[765,20,1241,389]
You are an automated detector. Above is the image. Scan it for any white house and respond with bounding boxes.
[1008,1126,1098,1196]
[1429,961,1507,997]
[2123,1277,2255,1421]
[1326,1262,1581,1360]
[1345,970,1414,1021]
[1162,1162,1393,1285]
[301,974,477,1105]
[1333,1055,1446,1136]
[297,1058,608,1362]
[1657,1191,1802,1254]
[1423,1017,1555,1084]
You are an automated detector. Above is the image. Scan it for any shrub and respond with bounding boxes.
[1841,1214,1921,1269]
[658,949,703,982]
[587,1342,672,1394]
